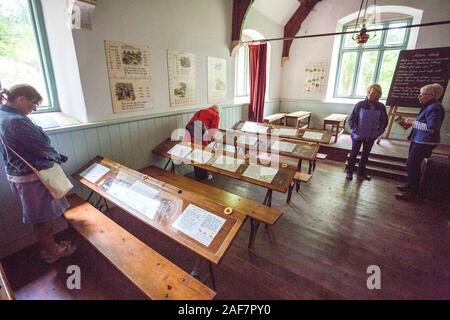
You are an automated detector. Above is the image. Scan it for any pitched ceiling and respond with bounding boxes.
[251,0,300,26]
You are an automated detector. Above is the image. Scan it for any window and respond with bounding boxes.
[334,18,411,99]
[235,44,249,97]
[0,0,58,112]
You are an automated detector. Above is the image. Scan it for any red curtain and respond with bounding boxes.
[248,43,267,123]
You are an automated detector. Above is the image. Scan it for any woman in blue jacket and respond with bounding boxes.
[0,84,76,263]
[396,83,446,201]
[346,84,388,180]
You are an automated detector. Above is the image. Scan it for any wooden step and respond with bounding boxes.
[345,162,408,181]
[346,154,407,171]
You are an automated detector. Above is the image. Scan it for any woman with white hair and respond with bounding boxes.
[396,83,446,201]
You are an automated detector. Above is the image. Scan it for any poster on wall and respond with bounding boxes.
[207,56,227,104]
[303,62,327,94]
[167,50,196,107]
[104,41,152,113]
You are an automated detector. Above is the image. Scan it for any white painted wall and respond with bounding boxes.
[41,0,87,122]
[70,0,235,122]
[279,0,450,141]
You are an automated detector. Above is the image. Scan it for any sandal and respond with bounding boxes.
[40,241,77,264]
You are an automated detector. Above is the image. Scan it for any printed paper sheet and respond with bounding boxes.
[241,122,268,134]
[172,204,225,247]
[168,51,196,107]
[80,163,110,184]
[212,155,244,173]
[207,56,227,104]
[271,140,297,153]
[167,144,193,158]
[186,149,214,164]
[105,41,152,113]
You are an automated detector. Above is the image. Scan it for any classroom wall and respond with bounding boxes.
[278,0,450,142]
[1,0,286,258]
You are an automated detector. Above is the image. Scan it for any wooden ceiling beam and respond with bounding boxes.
[283,0,321,58]
[230,0,253,55]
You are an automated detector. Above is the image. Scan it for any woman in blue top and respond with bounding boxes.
[0,84,76,263]
[346,84,388,181]
[396,83,446,201]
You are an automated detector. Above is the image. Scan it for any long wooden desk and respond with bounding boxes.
[152,138,297,208]
[215,128,320,174]
[73,156,246,288]
[233,121,332,144]
[140,165,282,248]
[323,113,348,143]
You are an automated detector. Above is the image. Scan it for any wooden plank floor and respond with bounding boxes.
[2,161,449,299]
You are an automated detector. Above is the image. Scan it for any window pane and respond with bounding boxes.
[235,46,245,96]
[343,30,358,48]
[385,22,407,46]
[378,50,400,98]
[0,0,50,106]
[362,24,383,47]
[355,51,378,96]
[337,52,357,96]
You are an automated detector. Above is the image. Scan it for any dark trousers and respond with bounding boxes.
[406,142,436,195]
[347,138,375,175]
[194,167,208,180]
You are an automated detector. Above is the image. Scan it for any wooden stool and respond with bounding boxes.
[286,172,312,203]
[323,113,348,143]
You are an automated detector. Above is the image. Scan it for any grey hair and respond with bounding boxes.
[421,83,444,99]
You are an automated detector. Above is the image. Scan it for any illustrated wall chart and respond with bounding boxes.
[303,62,327,94]
[168,51,196,107]
[104,41,152,113]
[207,56,227,104]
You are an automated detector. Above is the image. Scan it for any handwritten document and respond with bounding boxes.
[242,164,278,183]
[80,163,110,184]
[302,131,324,141]
[187,149,214,164]
[172,204,225,247]
[241,122,268,133]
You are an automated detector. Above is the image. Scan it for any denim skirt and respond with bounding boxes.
[9,180,69,224]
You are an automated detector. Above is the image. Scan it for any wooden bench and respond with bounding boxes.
[0,262,14,300]
[140,165,283,248]
[65,194,216,300]
[287,172,312,204]
[263,113,286,125]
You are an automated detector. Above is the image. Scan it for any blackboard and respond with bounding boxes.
[386,47,450,108]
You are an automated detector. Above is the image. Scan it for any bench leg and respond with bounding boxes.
[287,182,294,204]
[248,218,260,249]
[263,189,273,207]
[86,190,95,204]
[308,161,313,174]
[191,257,217,290]
[264,224,275,243]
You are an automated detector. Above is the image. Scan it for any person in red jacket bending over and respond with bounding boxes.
[185,105,220,180]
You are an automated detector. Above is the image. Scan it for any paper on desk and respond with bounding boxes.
[130,181,160,198]
[167,144,192,158]
[80,163,110,184]
[271,140,296,152]
[187,149,214,164]
[106,182,160,220]
[242,164,278,183]
[241,122,268,133]
[237,135,258,146]
[215,143,237,154]
[302,131,324,141]
[279,128,298,136]
[172,204,225,247]
[212,155,244,173]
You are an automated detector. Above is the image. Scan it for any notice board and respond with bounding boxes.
[386,47,450,108]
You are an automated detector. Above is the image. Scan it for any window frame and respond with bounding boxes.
[234,44,250,98]
[27,0,59,112]
[333,17,412,99]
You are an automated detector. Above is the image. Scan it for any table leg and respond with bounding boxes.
[164,159,172,170]
[335,122,339,143]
